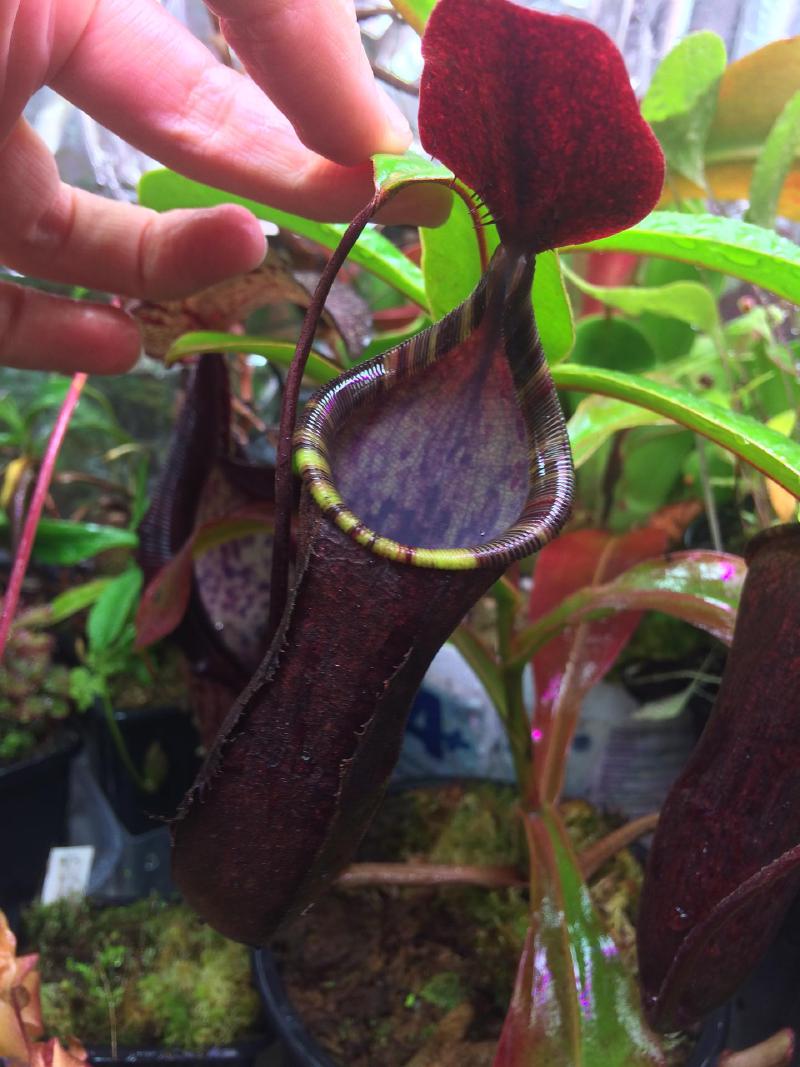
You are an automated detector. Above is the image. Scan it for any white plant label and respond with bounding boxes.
[41,846,95,904]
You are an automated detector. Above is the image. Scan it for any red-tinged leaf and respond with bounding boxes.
[419,0,664,253]
[527,527,668,804]
[135,504,274,650]
[494,806,665,1067]
[584,550,745,645]
[638,525,800,1031]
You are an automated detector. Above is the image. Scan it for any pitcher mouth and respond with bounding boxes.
[295,250,574,570]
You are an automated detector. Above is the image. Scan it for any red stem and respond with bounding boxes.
[0,373,87,660]
[453,180,490,272]
[266,191,390,643]
[338,861,525,889]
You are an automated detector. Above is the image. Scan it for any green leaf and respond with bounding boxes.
[387,0,435,33]
[642,32,726,187]
[573,211,800,304]
[0,516,138,566]
[138,169,427,308]
[552,364,800,497]
[87,565,143,654]
[534,251,575,364]
[496,808,665,1066]
[361,317,431,362]
[569,317,656,376]
[746,90,800,228]
[372,151,452,192]
[564,269,721,337]
[568,395,669,468]
[610,429,694,532]
[0,395,25,436]
[164,332,340,383]
[25,380,123,442]
[48,578,113,625]
[421,194,494,321]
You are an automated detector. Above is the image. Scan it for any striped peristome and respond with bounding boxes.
[295,245,574,570]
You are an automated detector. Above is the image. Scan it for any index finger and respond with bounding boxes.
[206,0,412,165]
[51,0,445,224]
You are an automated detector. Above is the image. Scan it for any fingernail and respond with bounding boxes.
[378,92,413,153]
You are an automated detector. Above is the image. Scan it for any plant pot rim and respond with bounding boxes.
[0,727,81,781]
[86,1036,269,1066]
[253,949,335,1067]
[252,780,732,1067]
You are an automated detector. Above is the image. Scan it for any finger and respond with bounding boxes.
[0,121,267,300]
[50,0,445,225]
[206,0,411,164]
[0,282,141,374]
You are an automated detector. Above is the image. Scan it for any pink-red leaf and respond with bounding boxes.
[585,551,745,644]
[419,0,665,253]
[528,527,668,803]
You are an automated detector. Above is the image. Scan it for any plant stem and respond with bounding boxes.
[694,433,723,551]
[579,811,659,879]
[453,180,490,273]
[448,625,506,720]
[0,373,86,661]
[266,193,388,644]
[99,691,155,795]
[338,862,525,889]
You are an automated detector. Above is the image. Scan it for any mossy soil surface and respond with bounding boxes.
[272,784,653,1067]
[22,897,263,1053]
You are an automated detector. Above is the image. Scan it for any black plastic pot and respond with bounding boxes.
[254,950,334,1067]
[87,1040,268,1067]
[86,705,202,836]
[0,730,81,918]
[255,943,730,1067]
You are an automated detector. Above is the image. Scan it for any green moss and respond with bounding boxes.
[362,782,523,868]
[25,898,261,1051]
[427,784,522,868]
[417,972,465,1011]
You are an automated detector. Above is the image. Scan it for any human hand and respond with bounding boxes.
[0,0,446,373]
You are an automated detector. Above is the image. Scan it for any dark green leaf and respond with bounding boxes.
[610,429,694,532]
[0,515,139,565]
[570,317,656,374]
